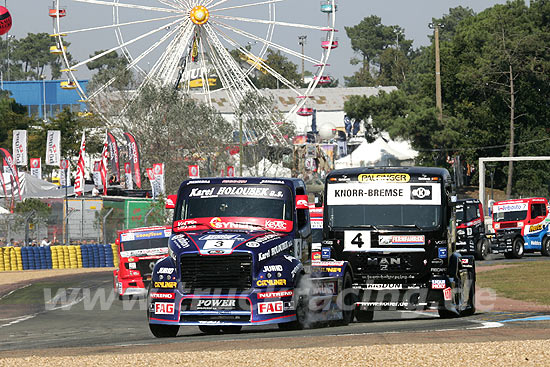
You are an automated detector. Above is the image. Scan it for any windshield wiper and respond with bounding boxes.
[348,224,380,231]
[377,224,426,230]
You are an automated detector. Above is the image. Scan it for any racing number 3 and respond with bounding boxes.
[344,231,371,252]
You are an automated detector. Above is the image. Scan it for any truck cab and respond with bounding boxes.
[491,197,550,258]
[455,199,489,260]
[113,226,171,299]
[322,167,476,321]
[147,177,352,338]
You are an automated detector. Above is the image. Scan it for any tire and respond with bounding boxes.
[474,239,490,261]
[333,272,355,326]
[149,323,179,338]
[542,237,550,256]
[221,326,242,334]
[199,325,222,334]
[511,237,524,259]
[278,275,309,331]
[355,308,374,322]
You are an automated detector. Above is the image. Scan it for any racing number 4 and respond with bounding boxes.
[344,231,371,252]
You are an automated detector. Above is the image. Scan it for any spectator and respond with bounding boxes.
[40,237,51,247]
[92,186,100,196]
[7,238,14,247]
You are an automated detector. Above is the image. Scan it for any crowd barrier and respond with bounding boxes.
[0,244,118,271]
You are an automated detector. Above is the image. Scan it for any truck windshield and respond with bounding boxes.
[493,210,527,222]
[327,205,441,230]
[456,204,478,225]
[178,184,292,222]
[122,238,168,252]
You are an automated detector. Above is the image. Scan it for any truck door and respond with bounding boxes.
[295,193,311,264]
[525,202,547,245]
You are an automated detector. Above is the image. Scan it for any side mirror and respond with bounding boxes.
[166,194,177,209]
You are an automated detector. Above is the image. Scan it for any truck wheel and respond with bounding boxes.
[355,308,374,322]
[221,326,242,334]
[199,325,222,334]
[149,323,179,338]
[278,275,309,331]
[474,239,490,261]
[542,237,550,256]
[511,238,524,259]
[334,272,355,326]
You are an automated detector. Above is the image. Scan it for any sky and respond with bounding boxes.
[5,0,513,83]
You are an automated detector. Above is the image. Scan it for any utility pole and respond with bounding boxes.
[298,35,307,83]
[429,23,444,123]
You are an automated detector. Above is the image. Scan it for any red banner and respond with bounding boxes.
[106,131,120,183]
[0,148,21,200]
[74,131,86,196]
[124,132,141,189]
[227,166,235,177]
[101,135,109,195]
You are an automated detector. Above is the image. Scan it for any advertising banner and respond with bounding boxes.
[153,163,165,196]
[60,159,70,186]
[74,132,86,196]
[93,160,102,188]
[0,148,21,200]
[124,132,141,189]
[46,130,61,166]
[107,132,120,183]
[125,162,133,190]
[30,158,42,179]
[12,130,27,166]
[189,165,199,178]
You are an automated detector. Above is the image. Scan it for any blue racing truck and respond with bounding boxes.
[147,177,354,337]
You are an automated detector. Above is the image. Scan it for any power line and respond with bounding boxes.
[415,136,550,153]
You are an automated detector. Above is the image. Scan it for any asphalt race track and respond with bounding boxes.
[1,256,549,355]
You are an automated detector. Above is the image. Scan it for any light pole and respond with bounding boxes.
[298,35,307,83]
[429,23,444,123]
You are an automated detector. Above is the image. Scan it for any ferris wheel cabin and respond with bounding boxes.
[297,107,314,116]
[60,80,76,90]
[315,75,334,85]
[49,45,66,54]
[48,8,66,17]
[321,40,338,49]
[320,1,338,13]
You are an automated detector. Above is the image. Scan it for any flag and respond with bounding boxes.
[189,165,199,178]
[101,134,109,195]
[0,148,21,200]
[106,132,120,183]
[227,166,235,177]
[30,158,42,179]
[60,159,70,187]
[74,131,86,196]
[146,168,156,198]
[153,163,165,196]
[123,132,141,189]
[12,130,27,166]
[124,162,133,190]
[93,161,102,188]
[46,130,61,166]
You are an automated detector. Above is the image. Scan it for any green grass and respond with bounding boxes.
[0,281,78,305]
[477,262,550,305]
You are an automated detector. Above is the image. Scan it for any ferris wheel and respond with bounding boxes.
[50,0,337,145]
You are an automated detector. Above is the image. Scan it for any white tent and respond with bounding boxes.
[335,135,417,169]
[0,172,71,199]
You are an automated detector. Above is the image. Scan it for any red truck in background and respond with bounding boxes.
[114,226,171,299]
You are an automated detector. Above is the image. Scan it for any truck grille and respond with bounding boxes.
[180,253,253,291]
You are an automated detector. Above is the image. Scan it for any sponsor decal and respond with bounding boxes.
[358,173,410,182]
[312,282,336,295]
[493,203,528,213]
[363,284,403,290]
[120,248,168,258]
[154,281,177,288]
[207,250,227,254]
[311,219,323,229]
[247,241,260,248]
[172,236,190,248]
[438,247,448,259]
[258,290,294,299]
[312,251,321,261]
[259,180,285,184]
[265,220,288,231]
[195,299,236,310]
[410,186,432,200]
[154,302,175,315]
[321,247,331,259]
[291,264,302,278]
[189,186,284,198]
[203,240,235,249]
[431,267,447,272]
[263,265,283,272]
[175,219,199,230]
[258,301,283,314]
[530,223,544,232]
[432,258,444,266]
[150,292,175,300]
[311,261,345,267]
[318,267,341,273]
[359,301,410,308]
[431,279,446,290]
[256,279,287,287]
[366,257,402,271]
[344,230,371,251]
[443,287,453,301]
[158,268,174,275]
[379,235,425,246]
[258,241,292,261]
[200,234,239,240]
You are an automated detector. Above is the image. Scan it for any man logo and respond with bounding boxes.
[411,186,432,200]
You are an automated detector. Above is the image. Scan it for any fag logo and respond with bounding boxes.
[410,186,432,200]
[258,301,283,314]
[154,302,175,315]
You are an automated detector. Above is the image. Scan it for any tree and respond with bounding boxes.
[345,16,413,87]
[121,85,235,193]
[0,91,37,149]
[87,50,134,92]
[256,49,301,89]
